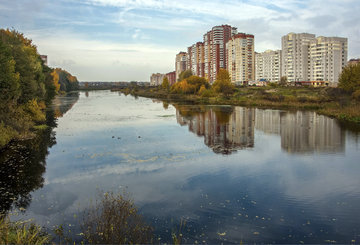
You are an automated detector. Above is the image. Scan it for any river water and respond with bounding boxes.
[1,90,360,243]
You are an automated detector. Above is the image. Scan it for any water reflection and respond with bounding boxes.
[175,105,345,154]
[2,91,359,244]
[0,92,79,215]
[176,105,255,154]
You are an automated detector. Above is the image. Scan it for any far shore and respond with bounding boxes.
[109,86,360,128]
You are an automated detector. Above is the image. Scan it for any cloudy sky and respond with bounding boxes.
[1,0,359,81]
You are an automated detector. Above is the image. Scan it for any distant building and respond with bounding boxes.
[150,73,166,86]
[281,33,316,82]
[175,52,187,81]
[226,33,255,85]
[203,24,238,83]
[281,33,348,85]
[309,36,348,85]
[40,55,48,65]
[348,58,360,66]
[187,42,205,77]
[255,50,281,83]
[166,71,176,86]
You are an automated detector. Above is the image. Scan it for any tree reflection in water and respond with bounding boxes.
[0,92,79,215]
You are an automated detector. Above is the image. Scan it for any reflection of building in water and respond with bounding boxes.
[255,109,281,135]
[177,105,345,154]
[280,111,345,153]
[176,106,255,154]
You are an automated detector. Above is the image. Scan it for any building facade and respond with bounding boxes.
[226,33,255,85]
[187,42,205,77]
[203,25,238,83]
[150,73,166,86]
[281,33,348,85]
[175,52,187,81]
[309,36,348,85]
[281,33,316,82]
[166,71,176,86]
[255,50,281,83]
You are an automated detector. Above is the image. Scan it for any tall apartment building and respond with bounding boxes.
[175,52,187,81]
[309,36,348,85]
[226,33,255,85]
[203,25,238,83]
[281,33,316,82]
[187,42,205,77]
[255,50,281,82]
[281,33,348,84]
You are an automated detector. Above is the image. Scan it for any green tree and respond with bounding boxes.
[161,76,170,90]
[338,63,360,93]
[212,69,235,96]
[0,40,20,105]
[0,29,48,104]
[178,69,192,81]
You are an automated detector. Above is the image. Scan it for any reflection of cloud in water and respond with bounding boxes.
[15,91,360,243]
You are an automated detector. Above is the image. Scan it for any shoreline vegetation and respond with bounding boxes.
[0,29,79,149]
[111,68,360,127]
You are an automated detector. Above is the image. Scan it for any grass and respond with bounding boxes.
[0,216,50,244]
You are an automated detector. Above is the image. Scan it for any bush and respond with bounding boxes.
[81,191,153,244]
[23,99,46,123]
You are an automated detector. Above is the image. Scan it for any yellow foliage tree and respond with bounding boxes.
[212,69,235,96]
[51,70,60,93]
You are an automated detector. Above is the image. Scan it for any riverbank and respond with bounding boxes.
[115,86,360,125]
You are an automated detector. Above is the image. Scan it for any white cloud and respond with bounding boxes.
[26,30,179,81]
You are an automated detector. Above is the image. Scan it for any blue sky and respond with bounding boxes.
[1,0,359,81]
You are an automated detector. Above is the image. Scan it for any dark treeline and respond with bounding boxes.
[0,29,79,148]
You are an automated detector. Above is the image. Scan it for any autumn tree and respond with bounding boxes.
[51,70,60,93]
[161,76,170,90]
[338,63,360,93]
[171,75,209,94]
[212,69,235,96]
[0,29,58,147]
[178,69,192,81]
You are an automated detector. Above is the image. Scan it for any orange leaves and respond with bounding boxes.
[51,70,60,92]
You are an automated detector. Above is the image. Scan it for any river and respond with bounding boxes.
[1,90,360,243]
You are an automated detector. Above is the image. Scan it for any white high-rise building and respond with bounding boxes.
[255,50,281,83]
[281,33,316,82]
[309,36,348,85]
[281,33,348,85]
[226,33,255,85]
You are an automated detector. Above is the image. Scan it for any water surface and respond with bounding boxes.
[1,90,360,243]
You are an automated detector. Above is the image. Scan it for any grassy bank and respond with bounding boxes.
[115,86,360,124]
